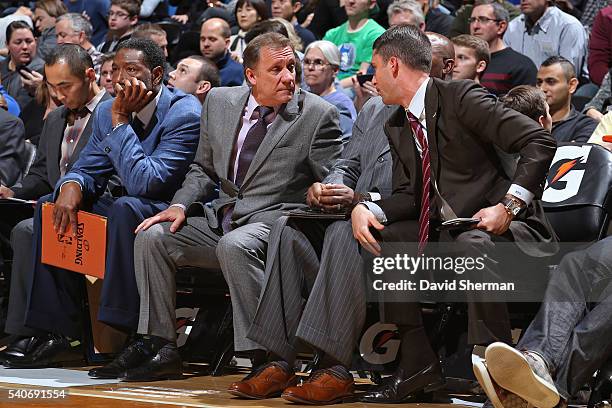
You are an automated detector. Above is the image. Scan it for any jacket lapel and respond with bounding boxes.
[222,87,251,180]
[49,107,68,183]
[240,88,302,187]
[424,79,440,183]
[68,92,112,169]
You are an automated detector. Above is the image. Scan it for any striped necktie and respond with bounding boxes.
[407,111,430,255]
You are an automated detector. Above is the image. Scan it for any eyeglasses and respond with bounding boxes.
[303,58,331,70]
[468,16,501,24]
[108,11,130,19]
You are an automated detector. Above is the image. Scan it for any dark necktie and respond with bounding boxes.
[407,111,430,255]
[222,106,274,232]
[131,116,146,139]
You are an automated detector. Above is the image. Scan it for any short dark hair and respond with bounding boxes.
[244,20,289,44]
[99,52,115,67]
[111,0,141,17]
[116,37,166,74]
[6,20,34,43]
[452,34,490,66]
[500,85,548,123]
[185,55,221,88]
[373,24,431,73]
[45,44,94,79]
[234,0,269,25]
[243,32,293,71]
[541,56,576,81]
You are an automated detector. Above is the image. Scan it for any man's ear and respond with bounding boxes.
[78,31,86,45]
[443,58,455,74]
[476,60,487,74]
[538,114,546,127]
[152,66,164,87]
[129,15,138,27]
[293,1,302,14]
[497,20,508,36]
[245,67,256,86]
[196,80,212,97]
[568,77,579,95]
[85,67,96,82]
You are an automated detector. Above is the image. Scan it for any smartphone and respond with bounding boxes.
[17,65,32,77]
[436,218,481,231]
[356,73,373,86]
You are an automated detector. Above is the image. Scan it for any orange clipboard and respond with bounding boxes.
[41,202,108,279]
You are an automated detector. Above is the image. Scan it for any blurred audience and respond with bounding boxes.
[200,18,244,86]
[168,55,220,103]
[98,0,141,53]
[56,13,104,76]
[451,34,489,83]
[230,0,269,61]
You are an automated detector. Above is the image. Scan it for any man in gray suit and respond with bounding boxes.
[108,33,342,383]
[239,97,394,404]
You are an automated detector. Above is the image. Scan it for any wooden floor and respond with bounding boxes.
[0,369,480,408]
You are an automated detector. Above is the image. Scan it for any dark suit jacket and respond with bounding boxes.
[378,79,558,256]
[0,109,26,187]
[12,92,112,200]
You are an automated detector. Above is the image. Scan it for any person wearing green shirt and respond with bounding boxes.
[323,0,385,88]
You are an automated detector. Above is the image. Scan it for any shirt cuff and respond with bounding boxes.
[170,203,187,211]
[369,192,381,201]
[507,184,534,205]
[362,201,387,223]
[60,180,83,192]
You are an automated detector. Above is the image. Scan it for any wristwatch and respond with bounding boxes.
[500,195,525,217]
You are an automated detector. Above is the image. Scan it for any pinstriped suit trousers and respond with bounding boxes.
[247,216,367,366]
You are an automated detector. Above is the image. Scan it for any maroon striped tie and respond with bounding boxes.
[407,112,430,255]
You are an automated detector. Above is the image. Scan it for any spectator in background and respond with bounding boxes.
[33,0,67,60]
[168,0,209,28]
[304,40,357,141]
[230,0,269,61]
[98,53,115,96]
[98,0,140,53]
[168,55,220,104]
[587,5,612,86]
[500,85,553,130]
[0,76,21,117]
[584,70,611,121]
[0,107,26,188]
[387,0,426,30]
[504,0,588,81]
[200,18,244,86]
[0,7,32,51]
[451,34,489,83]
[271,0,316,48]
[427,31,455,80]
[139,0,169,22]
[450,0,519,38]
[537,56,597,143]
[62,0,111,47]
[0,21,45,145]
[270,17,304,53]
[133,23,168,58]
[419,0,455,37]
[470,0,537,96]
[56,13,104,76]
[323,0,385,89]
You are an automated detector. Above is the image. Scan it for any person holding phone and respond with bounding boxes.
[0,20,45,145]
[303,40,356,141]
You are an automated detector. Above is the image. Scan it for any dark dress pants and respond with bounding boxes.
[23,194,167,338]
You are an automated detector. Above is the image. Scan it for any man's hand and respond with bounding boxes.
[0,185,15,198]
[351,204,384,255]
[473,203,513,235]
[112,78,154,127]
[53,182,83,236]
[135,205,186,234]
[306,182,324,207]
[586,108,604,122]
[170,14,189,24]
[318,183,354,212]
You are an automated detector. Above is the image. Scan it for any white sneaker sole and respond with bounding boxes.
[485,343,560,408]
[473,359,504,408]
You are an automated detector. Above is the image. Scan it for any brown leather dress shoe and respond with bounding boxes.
[228,361,297,399]
[282,367,355,405]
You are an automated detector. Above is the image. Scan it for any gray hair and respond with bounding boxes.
[304,40,341,67]
[474,0,510,22]
[57,13,93,39]
[387,0,425,27]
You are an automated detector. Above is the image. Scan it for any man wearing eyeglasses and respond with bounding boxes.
[97,0,140,54]
[470,0,537,96]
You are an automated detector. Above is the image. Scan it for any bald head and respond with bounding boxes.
[426,31,455,80]
[200,17,232,60]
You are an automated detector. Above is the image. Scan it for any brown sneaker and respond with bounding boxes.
[282,366,355,405]
[228,361,297,399]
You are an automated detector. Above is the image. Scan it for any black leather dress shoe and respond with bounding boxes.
[0,336,46,364]
[120,343,182,382]
[89,337,158,379]
[3,334,83,368]
[359,362,445,403]
[588,359,612,408]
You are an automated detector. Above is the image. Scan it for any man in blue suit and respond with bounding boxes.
[5,38,201,369]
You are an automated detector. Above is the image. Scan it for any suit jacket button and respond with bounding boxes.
[237,193,243,199]
[377,157,385,162]
[104,146,111,153]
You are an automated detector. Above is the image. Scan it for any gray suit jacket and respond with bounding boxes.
[323,97,394,197]
[0,109,26,187]
[172,86,343,229]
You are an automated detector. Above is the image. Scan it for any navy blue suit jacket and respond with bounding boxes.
[56,86,201,201]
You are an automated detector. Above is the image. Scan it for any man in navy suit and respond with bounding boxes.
[5,38,201,369]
